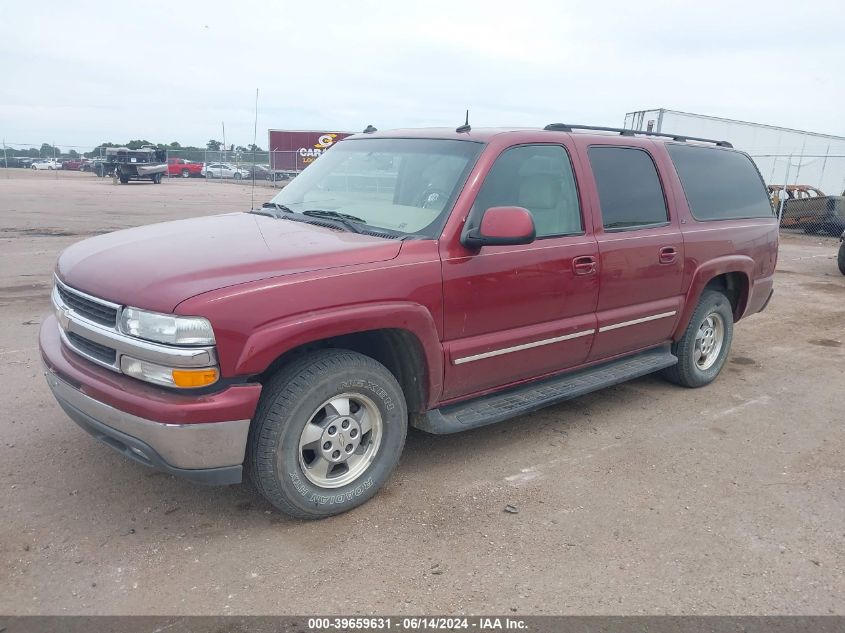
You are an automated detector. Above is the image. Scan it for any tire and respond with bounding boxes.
[838,242,845,276]
[234,172,242,180]
[661,289,734,388]
[206,171,213,179]
[181,169,189,178]
[247,349,408,519]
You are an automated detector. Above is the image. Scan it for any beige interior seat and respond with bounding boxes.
[519,173,580,236]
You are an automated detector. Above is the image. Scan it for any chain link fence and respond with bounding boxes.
[751,153,845,238]
[4,140,845,238]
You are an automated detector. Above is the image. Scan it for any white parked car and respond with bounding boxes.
[202,163,250,180]
[31,159,61,170]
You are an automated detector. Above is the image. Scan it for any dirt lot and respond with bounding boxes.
[1,170,843,615]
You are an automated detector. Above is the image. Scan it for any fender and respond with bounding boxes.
[234,302,444,407]
[674,255,753,340]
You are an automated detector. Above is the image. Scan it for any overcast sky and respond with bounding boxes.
[1,0,843,151]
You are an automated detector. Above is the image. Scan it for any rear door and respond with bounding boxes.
[581,142,684,361]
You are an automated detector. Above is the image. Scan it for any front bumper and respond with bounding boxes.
[40,315,262,485]
[45,368,248,484]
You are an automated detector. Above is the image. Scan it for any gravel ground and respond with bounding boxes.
[1,170,843,615]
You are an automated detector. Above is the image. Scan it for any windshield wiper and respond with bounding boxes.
[250,202,295,219]
[303,209,366,223]
[263,202,295,213]
[302,209,366,233]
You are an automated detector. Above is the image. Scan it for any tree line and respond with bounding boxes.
[2,140,265,162]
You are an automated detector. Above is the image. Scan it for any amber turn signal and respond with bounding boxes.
[171,368,219,388]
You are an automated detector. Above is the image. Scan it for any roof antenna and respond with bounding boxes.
[456,110,471,134]
[363,125,377,133]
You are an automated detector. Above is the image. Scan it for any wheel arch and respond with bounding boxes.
[674,256,753,340]
[236,303,443,412]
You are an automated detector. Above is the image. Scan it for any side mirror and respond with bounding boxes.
[461,206,536,249]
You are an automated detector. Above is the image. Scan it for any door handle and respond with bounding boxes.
[659,247,677,264]
[572,255,597,276]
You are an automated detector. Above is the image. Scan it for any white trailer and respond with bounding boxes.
[623,109,845,195]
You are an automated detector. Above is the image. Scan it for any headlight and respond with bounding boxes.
[118,307,215,346]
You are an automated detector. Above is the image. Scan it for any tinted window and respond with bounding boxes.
[588,147,668,230]
[474,145,582,237]
[667,144,774,220]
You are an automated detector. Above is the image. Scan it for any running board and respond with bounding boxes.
[414,346,677,434]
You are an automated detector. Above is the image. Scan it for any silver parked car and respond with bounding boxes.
[202,163,250,180]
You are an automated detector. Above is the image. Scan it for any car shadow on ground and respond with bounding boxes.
[52,375,662,531]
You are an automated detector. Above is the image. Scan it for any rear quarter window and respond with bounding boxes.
[667,144,774,221]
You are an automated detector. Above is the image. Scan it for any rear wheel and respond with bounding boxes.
[181,169,190,178]
[234,172,242,180]
[662,289,734,388]
[247,349,407,519]
[838,241,845,275]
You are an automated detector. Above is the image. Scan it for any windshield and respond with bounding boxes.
[267,137,482,237]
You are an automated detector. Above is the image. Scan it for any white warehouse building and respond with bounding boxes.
[623,109,845,196]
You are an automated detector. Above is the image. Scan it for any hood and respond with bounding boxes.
[57,212,402,312]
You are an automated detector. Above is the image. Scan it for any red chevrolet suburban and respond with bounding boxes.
[40,124,778,518]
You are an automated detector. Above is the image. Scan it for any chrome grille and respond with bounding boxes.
[52,276,217,376]
[66,332,117,365]
[56,282,118,327]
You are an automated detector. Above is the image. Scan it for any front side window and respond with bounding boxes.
[666,144,774,221]
[267,138,482,237]
[473,144,582,237]
[588,146,669,230]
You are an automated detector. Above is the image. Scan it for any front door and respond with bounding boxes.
[440,143,599,401]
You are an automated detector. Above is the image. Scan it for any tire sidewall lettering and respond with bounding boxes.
[340,379,395,412]
[289,471,374,505]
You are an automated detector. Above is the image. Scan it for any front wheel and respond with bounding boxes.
[234,172,242,180]
[181,169,190,178]
[662,289,734,388]
[838,241,845,275]
[247,349,407,519]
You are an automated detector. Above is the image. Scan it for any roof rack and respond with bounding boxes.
[543,123,733,148]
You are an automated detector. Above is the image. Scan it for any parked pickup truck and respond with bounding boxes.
[40,124,778,518]
[62,158,86,171]
[167,157,204,178]
[769,184,845,236]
